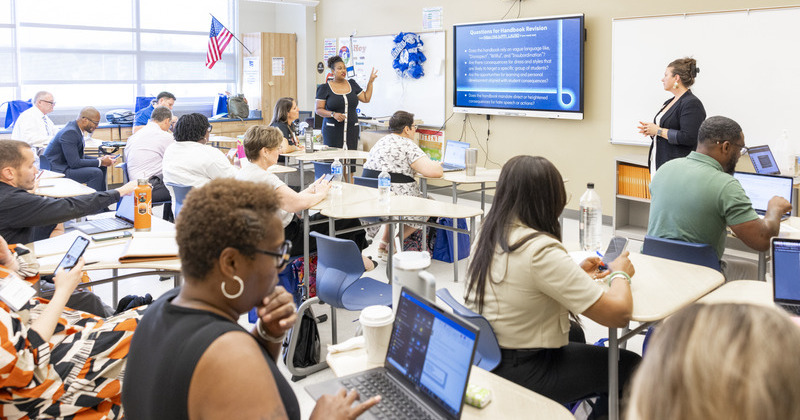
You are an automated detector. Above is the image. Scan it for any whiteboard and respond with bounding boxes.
[611,7,800,154]
[350,31,446,128]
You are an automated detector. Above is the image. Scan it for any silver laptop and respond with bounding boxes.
[733,172,794,218]
[74,194,135,234]
[772,237,800,316]
[441,140,469,172]
[306,288,479,420]
[747,145,781,175]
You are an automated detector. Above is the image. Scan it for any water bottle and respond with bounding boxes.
[329,158,343,205]
[378,170,391,206]
[134,179,152,232]
[579,183,602,251]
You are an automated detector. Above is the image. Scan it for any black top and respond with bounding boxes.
[0,182,120,244]
[122,288,300,420]
[270,120,297,164]
[648,89,706,170]
[315,79,362,149]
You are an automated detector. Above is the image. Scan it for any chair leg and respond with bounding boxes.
[331,306,338,345]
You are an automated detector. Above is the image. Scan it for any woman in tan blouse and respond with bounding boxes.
[465,155,640,407]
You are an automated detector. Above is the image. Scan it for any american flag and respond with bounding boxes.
[206,17,233,69]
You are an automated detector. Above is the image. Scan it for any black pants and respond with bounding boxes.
[494,324,641,405]
[285,214,368,257]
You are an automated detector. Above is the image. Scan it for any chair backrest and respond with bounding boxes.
[353,176,379,189]
[165,182,193,219]
[119,162,129,184]
[310,231,365,308]
[38,153,51,171]
[435,288,502,371]
[313,161,332,180]
[642,235,721,271]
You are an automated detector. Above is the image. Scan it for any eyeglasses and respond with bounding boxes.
[82,116,100,126]
[248,240,293,268]
[207,125,213,132]
[717,141,751,156]
[40,100,55,106]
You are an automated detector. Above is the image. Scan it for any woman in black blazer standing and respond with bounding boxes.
[638,58,706,174]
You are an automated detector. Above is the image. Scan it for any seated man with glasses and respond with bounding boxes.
[43,107,116,192]
[11,91,57,162]
[648,115,793,280]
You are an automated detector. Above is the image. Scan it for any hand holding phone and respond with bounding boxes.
[321,173,334,182]
[598,237,629,272]
[54,236,90,274]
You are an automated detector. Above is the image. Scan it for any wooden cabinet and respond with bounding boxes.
[241,32,297,118]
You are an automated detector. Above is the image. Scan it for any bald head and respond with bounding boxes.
[33,91,54,115]
[77,107,101,133]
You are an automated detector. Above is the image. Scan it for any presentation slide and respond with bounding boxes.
[454,16,583,114]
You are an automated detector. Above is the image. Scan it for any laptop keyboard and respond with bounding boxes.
[341,371,435,420]
[441,163,463,172]
[781,304,800,316]
[90,218,132,231]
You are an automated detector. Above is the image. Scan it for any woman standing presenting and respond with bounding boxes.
[638,57,706,173]
[315,55,378,150]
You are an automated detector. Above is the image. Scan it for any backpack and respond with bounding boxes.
[105,109,135,124]
[227,94,249,119]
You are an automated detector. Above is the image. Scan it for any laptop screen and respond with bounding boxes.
[773,238,800,304]
[385,289,478,419]
[442,140,469,167]
[733,172,794,216]
[115,194,135,223]
[747,145,780,175]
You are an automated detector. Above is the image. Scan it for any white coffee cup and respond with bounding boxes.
[359,305,394,365]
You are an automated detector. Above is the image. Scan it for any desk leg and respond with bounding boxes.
[758,251,767,281]
[299,160,305,189]
[387,220,395,284]
[112,268,119,306]
[608,327,620,420]
[452,183,458,204]
[303,209,310,300]
[421,178,428,198]
[453,222,459,283]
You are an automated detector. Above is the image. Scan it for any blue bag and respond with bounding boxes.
[249,257,302,323]
[3,100,32,129]
[432,217,470,263]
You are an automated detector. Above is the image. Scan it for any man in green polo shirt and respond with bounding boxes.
[648,116,792,280]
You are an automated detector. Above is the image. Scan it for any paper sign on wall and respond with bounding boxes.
[272,57,285,76]
[423,7,443,30]
[323,38,337,61]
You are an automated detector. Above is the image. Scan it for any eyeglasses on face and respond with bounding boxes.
[83,116,100,125]
[40,100,55,106]
[716,140,751,156]
[247,240,293,268]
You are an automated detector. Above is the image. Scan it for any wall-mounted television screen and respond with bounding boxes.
[453,14,585,120]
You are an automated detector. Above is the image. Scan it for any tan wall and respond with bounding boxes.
[315,0,790,214]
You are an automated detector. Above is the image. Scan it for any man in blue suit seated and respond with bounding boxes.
[43,107,116,192]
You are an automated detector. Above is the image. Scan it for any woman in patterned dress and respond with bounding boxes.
[0,234,143,419]
[361,111,443,259]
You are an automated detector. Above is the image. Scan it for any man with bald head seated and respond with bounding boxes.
[44,107,117,191]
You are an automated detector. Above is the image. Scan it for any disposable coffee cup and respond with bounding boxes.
[392,251,432,310]
[359,305,394,365]
[465,148,478,176]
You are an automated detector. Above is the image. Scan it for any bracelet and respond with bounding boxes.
[256,319,286,343]
[607,271,632,286]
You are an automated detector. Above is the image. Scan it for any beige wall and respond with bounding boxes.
[314,0,791,214]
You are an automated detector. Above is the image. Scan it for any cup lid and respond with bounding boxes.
[359,305,394,327]
[393,251,431,270]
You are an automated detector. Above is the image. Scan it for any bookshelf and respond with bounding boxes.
[614,155,651,241]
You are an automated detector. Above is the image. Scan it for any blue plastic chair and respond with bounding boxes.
[311,231,391,343]
[38,154,51,171]
[436,288,501,371]
[353,176,379,189]
[165,182,193,219]
[641,235,721,271]
[313,161,332,180]
[135,96,155,113]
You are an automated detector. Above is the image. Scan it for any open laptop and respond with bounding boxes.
[74,194,135,234]
[441,140,469,172]
[747,145,781,175]
[771,237,800,316]
[306,288,479,420]
[733,172,794,219]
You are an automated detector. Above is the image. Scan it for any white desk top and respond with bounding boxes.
[267,164,296,174]
[35,177,95,198]
[38,170,64,179]
[627,253,726,322]
[325,347,572,419]
[309,183,378,212]
[698,280,774,307]
[421,167,502,184]
[321,193,483,220]
[284,149,370,162]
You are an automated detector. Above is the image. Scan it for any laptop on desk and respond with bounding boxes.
[772,237,800,316]
[440,140,470,172]
[306,288,479,420]
[73,194,135,235]
[747,145,781,175]
[733,171,794,219]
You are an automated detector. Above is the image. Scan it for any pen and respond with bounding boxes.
[596,251,608,270]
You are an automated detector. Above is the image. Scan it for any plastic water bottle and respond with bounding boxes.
[579,183,602,251]
[329,158,343,205]
[378,170,391,206]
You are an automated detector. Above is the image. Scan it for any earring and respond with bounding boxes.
[221,275,244,299]
[673,81,679,89]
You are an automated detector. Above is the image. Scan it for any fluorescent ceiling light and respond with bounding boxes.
[245,0,319,6]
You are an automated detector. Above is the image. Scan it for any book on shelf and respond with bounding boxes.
[119,232,178,263]
[617,163,651,200]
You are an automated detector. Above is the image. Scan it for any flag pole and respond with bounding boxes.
[210,13,253,55]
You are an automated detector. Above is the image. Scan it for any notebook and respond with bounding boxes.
[747,145,781,175]
[74,194,135,235]
[441,140,469,172]
[771,237,800,316]
[306,288,479,420]
[733,172,794,218]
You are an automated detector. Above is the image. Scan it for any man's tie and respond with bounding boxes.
[43,116,52,136]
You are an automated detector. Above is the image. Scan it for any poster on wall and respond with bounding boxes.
[423,7,443,30]
[242,56,260,107]
[338,37,355,77]
[323,38,337,61]
[272,57,285,76]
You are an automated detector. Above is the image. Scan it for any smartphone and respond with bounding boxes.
[92,231,132,242]
[321,173,334,182]
[54,236,90,273]
[600,236,628,270]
